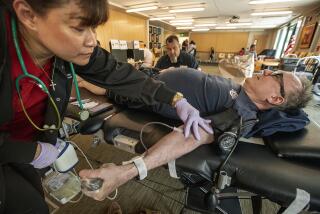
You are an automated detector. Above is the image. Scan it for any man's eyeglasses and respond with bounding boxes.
[270,71,285,98]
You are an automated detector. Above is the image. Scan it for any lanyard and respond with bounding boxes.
[11,16,88,131]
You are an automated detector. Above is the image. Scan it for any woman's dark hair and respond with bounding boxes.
[6,0,109,27]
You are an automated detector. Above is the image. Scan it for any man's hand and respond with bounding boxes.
[175,98,213,140]
[79,163,136,201]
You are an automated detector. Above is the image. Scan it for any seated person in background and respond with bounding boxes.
[187,40,197,58]
[248,44,257,61]
[209,47,215,62]
[141,44,154,68]
[181,39,189,52]
[239,48,245,56]
[155,35,199,70]
[79,68,312,201]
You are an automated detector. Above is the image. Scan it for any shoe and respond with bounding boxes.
[106,202,122,214]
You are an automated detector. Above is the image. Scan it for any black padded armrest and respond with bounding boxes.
[103,109,320,210]
[176,142,320,210]
[264,122,320,159]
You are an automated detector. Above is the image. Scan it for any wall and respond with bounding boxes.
[96,6,148,51]
[190,32,249,53]
[265,29,278,50]
[248,30,276,54]
[316,36,320,53]
[295,7,320,52]
[189,30,276,60]
[150,20,177,46]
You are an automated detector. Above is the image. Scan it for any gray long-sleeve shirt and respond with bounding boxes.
[152,68,259,136]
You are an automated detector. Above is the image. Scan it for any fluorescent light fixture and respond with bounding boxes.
[176,27,195,29]
[192,28,210,32]
[251,25,276,28]
[150,16,175,21]
[215,26,237,29]
[171,22,193,26]
[170,19,194,23]
[126,6,158,12]
[249,0,300,4]
[194,23,217,27]
[251,11,293,16]
[169,8,205,13]
[227,22,252,26]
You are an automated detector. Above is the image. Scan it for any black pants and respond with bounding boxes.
[2,164,49,214]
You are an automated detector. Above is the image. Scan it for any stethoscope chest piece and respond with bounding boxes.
[79,110,90,121]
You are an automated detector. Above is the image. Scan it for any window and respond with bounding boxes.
[273,17,303,58]
[275,26,288,58]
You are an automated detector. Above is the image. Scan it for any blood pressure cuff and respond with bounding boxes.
[204,108,241,140]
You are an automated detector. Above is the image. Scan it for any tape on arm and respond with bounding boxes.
[122,156,147,180]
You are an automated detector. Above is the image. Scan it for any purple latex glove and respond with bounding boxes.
[30,142,59,169]
[175,98,213,140]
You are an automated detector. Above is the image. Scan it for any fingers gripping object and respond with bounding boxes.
[81,177,118,200]
[81,178,104,192]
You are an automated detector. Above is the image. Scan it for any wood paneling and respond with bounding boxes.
[254,34,269,54]
[190,32,249,53]
[96,7,147,51]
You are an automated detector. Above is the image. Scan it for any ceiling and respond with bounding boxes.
[109,0,320,31]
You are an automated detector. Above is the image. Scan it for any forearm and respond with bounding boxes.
[125,126,214,179]
[79,126,214,201]
[78,80,107,95]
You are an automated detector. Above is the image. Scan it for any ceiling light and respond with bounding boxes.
[176,27,195,30]
[227,22,252,26]
[150,16,175,21]
[169,8,205,13]
[192,28,210,32]
[171,22,193,26]
[126,6,158,13]
[251,11,293,16]
[170,19,194,23]
[215,26,237,29]
[194,23,217,27]
[249,0,300,4]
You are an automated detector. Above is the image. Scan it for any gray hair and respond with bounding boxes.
[276,76,312,110]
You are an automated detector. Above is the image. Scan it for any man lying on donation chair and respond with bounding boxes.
[78,68,312,202]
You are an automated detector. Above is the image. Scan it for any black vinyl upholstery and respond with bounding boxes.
[264,122,320,159]
[103,109,320,211]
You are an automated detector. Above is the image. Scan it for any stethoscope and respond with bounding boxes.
[11,16,89,131]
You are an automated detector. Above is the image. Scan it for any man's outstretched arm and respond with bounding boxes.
[79,126,214,201]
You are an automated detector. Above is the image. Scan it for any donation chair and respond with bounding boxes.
[95,108,320,214]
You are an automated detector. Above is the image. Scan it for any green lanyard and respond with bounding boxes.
[11,16,88,131]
